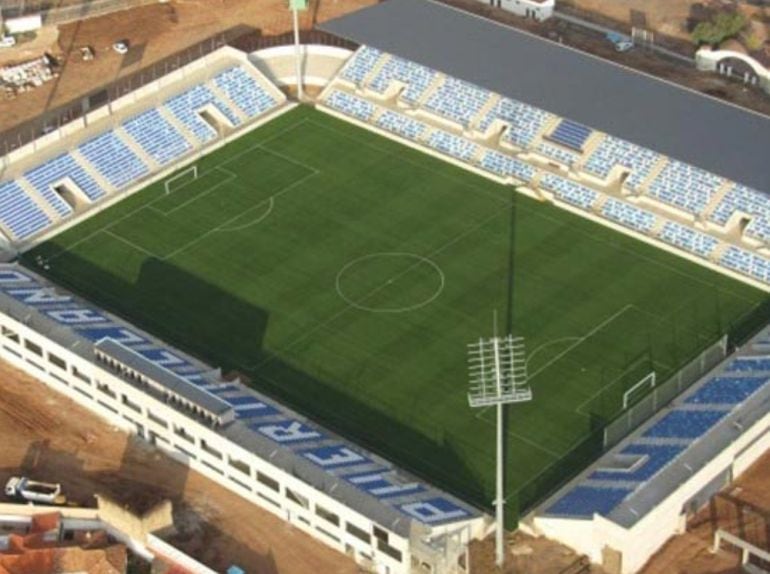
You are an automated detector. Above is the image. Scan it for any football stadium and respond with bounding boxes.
[2,0,770,572]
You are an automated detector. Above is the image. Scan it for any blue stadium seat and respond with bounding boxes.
[165,84,241,143]
[0,181,53,240]
[24,152,103,208]
[375,111,428,141]
[685,376,769,406]
[549,119,592,150]
[540,173,597,210]
[643,409,727,439]
[213,67,279,119]
[590,443,685,482]
[546,485,632,517]
[325,90,377,122]
[122,109,191,165]
[78,131,149,190]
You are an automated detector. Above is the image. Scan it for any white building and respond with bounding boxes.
[478,0,554,21]
[0,265,488,574]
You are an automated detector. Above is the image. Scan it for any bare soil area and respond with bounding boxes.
[0,359,358,574]
[640,449,770,574]
[0,0,373,137]
[440,0,770,117]
[469,531,607,574]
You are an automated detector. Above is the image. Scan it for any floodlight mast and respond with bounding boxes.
[468,316,532,568]
[289,0,307,100]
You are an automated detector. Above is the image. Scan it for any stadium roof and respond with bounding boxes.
[320,0,770,192]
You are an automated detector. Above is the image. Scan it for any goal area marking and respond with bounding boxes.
[164,165,198,195]
[623,371,656,410]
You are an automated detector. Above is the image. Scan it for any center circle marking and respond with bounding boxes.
[335,252,445,313]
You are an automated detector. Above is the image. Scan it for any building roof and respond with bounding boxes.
[95,339,232,417]
[320,0,770,193]
[0,265,482,536]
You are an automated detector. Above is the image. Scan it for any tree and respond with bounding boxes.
[691,11,747,47]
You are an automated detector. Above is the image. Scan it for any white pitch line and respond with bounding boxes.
[150,167,238,216]
[475,304,633,421]
[103,230,159,258]
[163,170,317,261]
[530,304,633,381]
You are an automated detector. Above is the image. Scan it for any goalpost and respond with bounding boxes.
[164,165,198,195]
[623,371,656,410]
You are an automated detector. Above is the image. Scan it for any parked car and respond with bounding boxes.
[112,40,129,55]
[0,36,16,49]
[5,476,67,505]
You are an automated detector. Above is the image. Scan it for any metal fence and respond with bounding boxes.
[603,334,728,449]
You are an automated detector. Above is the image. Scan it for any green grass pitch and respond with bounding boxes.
[26,106,768,522]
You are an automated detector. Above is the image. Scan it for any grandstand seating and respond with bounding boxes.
[78,131,150,190]
[479,98,551,149]
[340,45,382,86]
[537,142,580,167]
[549,119,592,150]
[375,110,428,141]
[480,150,537,183]
[726,356,770,373]
[685,376,769,406]
[642,409,727,439]
[710,184,770,242]
[213,67,278,118]
[601,198,657,234]
[658,221,719,258]
[425,78,492,128]
[545,485,633,518]
[24,153,103,209]
[427,130,479,162]
[590,444,685,482]
[369,55,437,104]
[647,161,724,215]
[720,246,770,283]
[123,109,191,165]
[540,173,597,210]
[326,90,377,122]
[0,181,52,240]
[165,84,241,143]
[582,136,661,191]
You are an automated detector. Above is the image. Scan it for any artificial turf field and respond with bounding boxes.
[26,106,768,521]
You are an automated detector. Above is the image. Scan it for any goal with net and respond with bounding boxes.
[164,165,198,195]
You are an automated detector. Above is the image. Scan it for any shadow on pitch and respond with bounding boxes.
[21,251,489,513]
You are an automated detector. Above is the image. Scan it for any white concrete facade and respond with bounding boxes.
[533,384,770,573]
[0,307,485,574]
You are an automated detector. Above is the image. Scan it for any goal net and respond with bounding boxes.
[164,165,198,195]
[623,371,656,410]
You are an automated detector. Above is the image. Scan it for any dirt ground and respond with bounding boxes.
[560,0,770,47]
[0,359,358,574]
[469,531,606,574]
[0,0,374,136]
[640,449,770,574]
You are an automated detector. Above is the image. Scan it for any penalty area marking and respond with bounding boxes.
[335,252,445,313]
[474,304,634,425]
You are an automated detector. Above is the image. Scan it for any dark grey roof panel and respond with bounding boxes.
[320,0,770,192]
[95,339,232,416]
